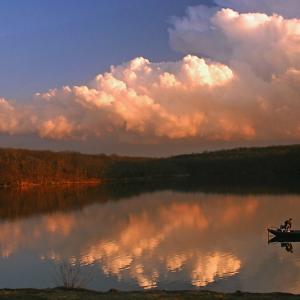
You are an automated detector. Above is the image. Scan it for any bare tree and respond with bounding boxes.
[52,260,94,289]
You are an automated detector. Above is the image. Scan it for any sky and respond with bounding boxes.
[0,0,300,156]
[0,0,211,100]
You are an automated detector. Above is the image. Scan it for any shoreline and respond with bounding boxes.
[0,288,299,299]
[0,179,103,190]
[0,144,299,191]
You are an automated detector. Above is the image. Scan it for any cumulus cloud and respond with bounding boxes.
[170,6,300,78]
[215,0,300,18]
[0,2,300,152]
[0,55,237,141]
[168,6,300,142]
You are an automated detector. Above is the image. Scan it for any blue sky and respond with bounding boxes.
[0,0,214,100]
[0,0,299,155]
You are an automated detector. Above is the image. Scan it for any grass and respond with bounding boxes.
[0,289,300,300]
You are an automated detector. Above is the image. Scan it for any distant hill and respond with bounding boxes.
[0,145,300,187]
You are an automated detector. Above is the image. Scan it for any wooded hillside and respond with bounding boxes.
[0,145,300,187]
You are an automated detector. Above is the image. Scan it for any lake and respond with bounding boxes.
[0,183,300,293]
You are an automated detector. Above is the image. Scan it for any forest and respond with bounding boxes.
[0,144,300,187]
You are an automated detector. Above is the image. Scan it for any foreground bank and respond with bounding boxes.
[0,289,299,300]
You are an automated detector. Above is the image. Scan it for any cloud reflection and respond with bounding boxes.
[0,192,257,289]
[0,191,300,291]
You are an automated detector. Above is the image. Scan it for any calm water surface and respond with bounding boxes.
[0,185,300,292]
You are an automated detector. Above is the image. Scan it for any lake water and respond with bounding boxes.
[1,184,300,293]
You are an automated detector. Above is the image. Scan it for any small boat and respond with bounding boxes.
[268,228,300,239]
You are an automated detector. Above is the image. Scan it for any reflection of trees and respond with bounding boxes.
[0,181,291,222]
[0,186,109,220]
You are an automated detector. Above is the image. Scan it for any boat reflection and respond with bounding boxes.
[268,236,300,253]
[281,243,293,253]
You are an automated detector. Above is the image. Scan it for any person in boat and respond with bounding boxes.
[285,218,292,231]
[280,218,292,232]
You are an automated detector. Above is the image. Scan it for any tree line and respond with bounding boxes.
[0,145,300,187]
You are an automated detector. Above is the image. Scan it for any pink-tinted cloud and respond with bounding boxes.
[0,4,300,151]
[215,0,300,18]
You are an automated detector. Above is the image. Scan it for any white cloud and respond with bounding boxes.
[170,7,300,78]
[215,0,300,18]
[0,3,300,152]
[0,55,238,141]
